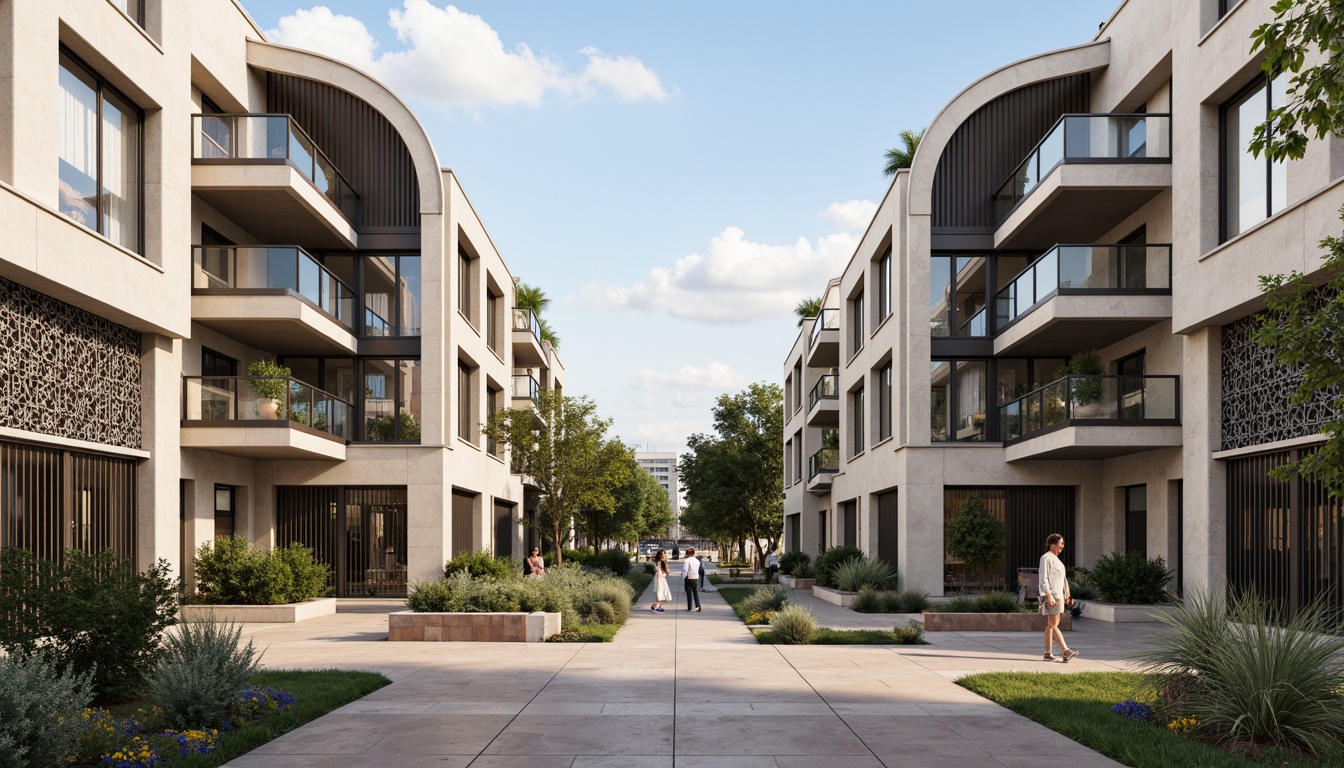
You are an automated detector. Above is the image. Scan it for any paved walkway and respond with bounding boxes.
[224,565,1152,767]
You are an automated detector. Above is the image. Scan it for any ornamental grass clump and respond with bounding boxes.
[740,585,789,615]
[1134,590,1344,754]
[149,618,261,730]
[833,555,896,592]
[975,591,1021,613]
[884,589,930,613]
[891,620,925,645]
[851,586,882,613]
[812,545,864,588]
[769,605,818,645]
[0,651,94,768]
[407,565,634,631]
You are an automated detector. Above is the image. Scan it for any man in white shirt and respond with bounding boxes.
[683,548,702,612]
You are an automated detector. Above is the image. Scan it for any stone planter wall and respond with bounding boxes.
[812,585,856,607]
[1083,601,1180,623]
[180,597,336,624]
[389,611,561,642]
[922,611,1071,632]
[779,575,815,590]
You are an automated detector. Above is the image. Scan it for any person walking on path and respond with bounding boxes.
[1038,533,1078,662]
[683,548,703,612]
[765,549,780,583]
[650,549,671,612]
[526,547,546,579]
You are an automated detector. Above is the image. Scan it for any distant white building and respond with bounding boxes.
[635,452,681,536]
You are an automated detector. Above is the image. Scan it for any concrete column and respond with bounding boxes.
[138,333,182,576]
[1076,464,1105,567]
[901,480,945,596]
[1181,326,1225,597]
[407,449,449,582]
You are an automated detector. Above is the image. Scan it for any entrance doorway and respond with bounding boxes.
[276,486,408,597]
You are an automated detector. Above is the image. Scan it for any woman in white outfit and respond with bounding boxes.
[650,549,671,612]
[1038,533,1079,662]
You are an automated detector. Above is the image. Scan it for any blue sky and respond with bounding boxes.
[243,0,1118,453]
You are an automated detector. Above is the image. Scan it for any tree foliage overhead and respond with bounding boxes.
[945,495,1005,593]
[484,390,630,564]
[1250,0,1344,162]
[579,451,674,548]
[678,382,784,561]
[883,127,926,176]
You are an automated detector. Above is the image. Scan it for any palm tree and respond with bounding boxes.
[883,127,926,176]
[514,281,551,314]
[794,296,823,327]
[538,317,560,349]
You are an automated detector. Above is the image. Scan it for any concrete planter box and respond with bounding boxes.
[389,611,561,642]
[922,611,1071,632]
[812,585,856,607]
[180,597,336,624]
[779,575,815,590]
[1084,601,1180,623]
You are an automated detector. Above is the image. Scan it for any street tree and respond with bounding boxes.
[946,495,1005,593]
[577,449,672,549]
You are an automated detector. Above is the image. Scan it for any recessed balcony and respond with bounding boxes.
[180,375,351,460]
[992,114,1172,250]
[191,245,358,355]
[511,373,542,408]
[993,243,1172,356]
[511,308,547,368]
[998,375,1181,461]
[806,374,839,426]
[191,114,360,249]
[806,309,840,368]
[806,447,838,493]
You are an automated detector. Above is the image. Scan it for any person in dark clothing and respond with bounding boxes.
[683,548,702,612]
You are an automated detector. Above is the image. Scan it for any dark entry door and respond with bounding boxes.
[276,486,407,597]
[876,490,898,569]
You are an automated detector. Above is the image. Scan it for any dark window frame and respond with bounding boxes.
[931,358,989,443]
[358,357,422,443]
[877,246,892,322]
[360,252,422,338]
[852,385,865,457]
[201,347,237,377]
[1220,74,1286,243]
[213,484,235,540]
[877,362,893,442]
[851,290,865,356]
[1124,484,1148,556]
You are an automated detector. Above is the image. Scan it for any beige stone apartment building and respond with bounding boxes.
[783,0,1343,612]
[0,0,564,595]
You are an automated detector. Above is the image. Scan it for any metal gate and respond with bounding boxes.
[276,486,408,597]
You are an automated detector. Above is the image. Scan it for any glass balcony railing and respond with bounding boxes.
[808,447,839,480]
[512,307,541,341]
[191,113,360,221]
[511,374,541,405]
[993,113,1171,222]
[993,244,1172,329]
[808,374,839,410]
[809,308,840,348]
[182,375,353,440]
[192,245,356,328]
[997,375,1179,442]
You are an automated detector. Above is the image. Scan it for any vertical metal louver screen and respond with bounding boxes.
[276,486,341,594]
[276,486,408,598]
[0,441,65,561]
[945,486,1074,590]
[69,451,137,558]
[493,501,513,559]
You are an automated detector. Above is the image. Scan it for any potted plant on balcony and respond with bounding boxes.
[247,359,290,420]
[1065,350,1105,418]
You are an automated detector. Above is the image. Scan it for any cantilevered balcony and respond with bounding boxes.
[191,114,360,249]
[998,375,1181,461]
[806,447,839,493]
[806,374,840,426]
[511,308,547,368]
[993,243,1172,355]
[806,309,840,368]
[191,245,358,355]
[992,114,1171,249]
[511,374,542,407]
[180,375,351,460]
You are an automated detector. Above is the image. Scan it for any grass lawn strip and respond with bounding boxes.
[717,587,758,622]
[754,628,925,645]
[957,671,1329,768]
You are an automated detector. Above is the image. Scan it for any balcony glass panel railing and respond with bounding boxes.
[808,447,839,480]
[993,114,1171,222]
[191,114,360,221]
[993,244,1172,329]
[997,375,1179,442]
[511,374,541,405]
[512,307,542,341]
[182,375,352,440]
[192,246,356,329]
[808,308,840,348]
[808,375,839,410]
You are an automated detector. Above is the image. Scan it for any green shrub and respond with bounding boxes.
[833,555,895,592]
[149,619,261,729]
[271,543,331,602]
[975,591,1020,613]
[0,651,94,768]
[778,551,810,576]
[588,600,617,624]
[891,621,926,645]
[590,548,632,577]
[946,496,1005,592]
[941,595,980,612]
[194,537,329,605]
[1089,550,1172,604]
[0,547,178,704]
[560,547,595,566]
[444,550,518,581]
[792,564,815,579]
[644,563,656,575]
[1067,565,1097,600]
[770,605,818,644]
[406,573,470,613]
[852,586,882,613]
[574,577,635,625]
[813,545,864,588]
[464,580,524,612]
[409,565,634,631]
[1135,590,1344,753]
[884,589,929,613]
[740,585,789,615]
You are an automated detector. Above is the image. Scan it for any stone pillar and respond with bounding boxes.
[407,448,450,583]
[901,479,945,596]
[1181,326,1225,597]
[138,333,182,576]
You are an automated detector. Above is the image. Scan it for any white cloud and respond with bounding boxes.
[819,199,878,234]
[580,204,863,324]
[267,2,666,109]
[626,420,705,449]
[632,362,748,392]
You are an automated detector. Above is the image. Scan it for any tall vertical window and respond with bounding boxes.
[930,256,988,337]
[486,384,501,455]
[793,361,803,412]
[458,362,474,442]
[851,291,865,355]
[214,485,235,540]
[362,359,421,442]
[1125,485,1148,556]
[1224,76,1287,240]
[852,386,865,456]
[486,291,500,352]
[362,254,421,336]
[58,51,142,253]
[931,360,986,442]
[877,247,892,322]
[877,363,892,442]
[459,248,474,322]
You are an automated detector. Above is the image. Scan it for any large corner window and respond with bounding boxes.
[931,360,986,442]
[58,50,142,253]
[930,256,988,338]
[362,254,421,337]
[363,359,421,442]
[1223,76,1287,240]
